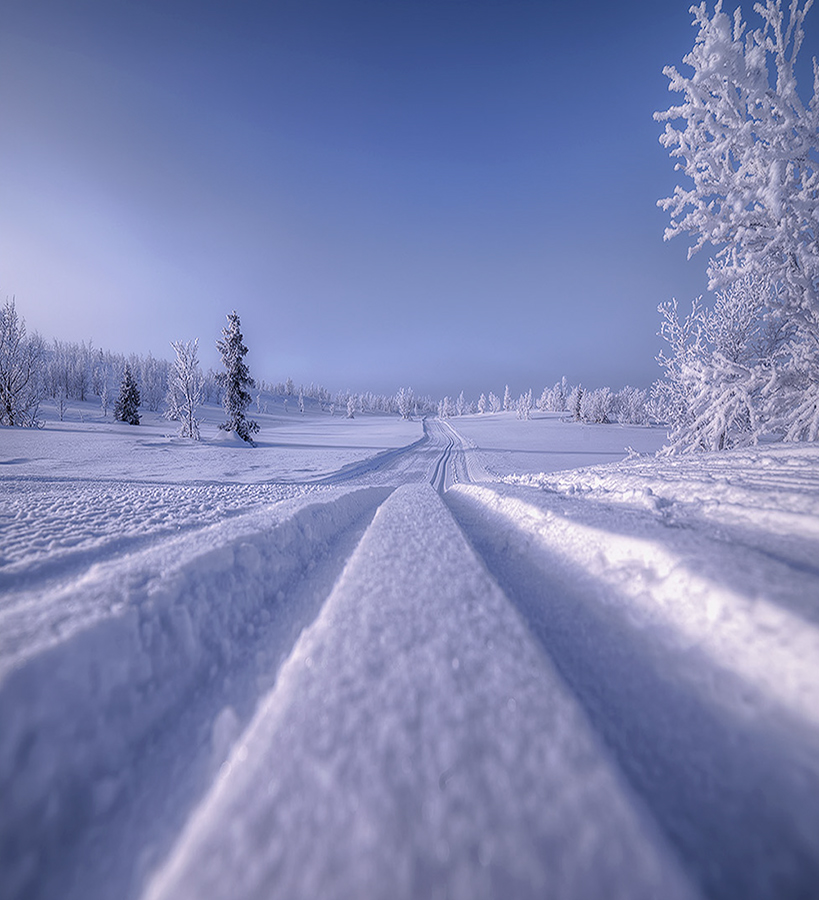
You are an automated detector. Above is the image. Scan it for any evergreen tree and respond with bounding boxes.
[216,311,259,443]
[114,364,140,425]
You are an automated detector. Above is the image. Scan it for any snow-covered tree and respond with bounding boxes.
[502,384,512,411]
[477,392,487,414]
[488,391,502,414]
[396,387,415,420]
[0,299,45,427]
[216,311,259,444]
[456,391,467,416]
[567,384,584,422]
[165,339,203,440]
[139,352,168,412]
[346,395,356,419]
[516,389,533,420]
[654,280,775,450]
[614,386,649,425]
[656,0,819,442]
[553,376,569,412]
[580,387,614,424]
[114,364,140,425]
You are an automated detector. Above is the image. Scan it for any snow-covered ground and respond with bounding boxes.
[1,406,818,899]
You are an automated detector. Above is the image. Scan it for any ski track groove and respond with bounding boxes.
[3,420,818,899]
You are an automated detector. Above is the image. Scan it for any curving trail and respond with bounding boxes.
[2,420,819,900]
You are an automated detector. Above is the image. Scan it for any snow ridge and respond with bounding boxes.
[0,486,391,900]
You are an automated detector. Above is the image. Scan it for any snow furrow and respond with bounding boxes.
[144,485,698,900]
[0,486,392,900]
[445,482,819,900]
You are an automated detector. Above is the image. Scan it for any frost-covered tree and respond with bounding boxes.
[396,387,415,420]
[553,376,569,412]
[216,311,259,444]
[165,339,203,440]
[139,352,168,412]
[477,392,487,414]
[567,384,584,422]
[298,387,305,415]
[516,389,533,420]
[614,386,649,425]
[655,280,776,450]
[114,364,140,425]
[100,381,111,418]
[0,299,45,427]
[488,391,502,414]
[346,395,356,419]
[580,387,614,424]
[456,391,467,416]
[502,384,512,411]
[656,0,819,442]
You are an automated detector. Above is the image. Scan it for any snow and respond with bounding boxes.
[450,411,668,477]
[144,485,697,900]
[2,403,818,899]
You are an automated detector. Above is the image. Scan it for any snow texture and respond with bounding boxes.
[2,406,818,899]
[144,485,697,900]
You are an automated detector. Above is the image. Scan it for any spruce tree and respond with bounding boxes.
[114,364,140,425]
[216,310,259,444]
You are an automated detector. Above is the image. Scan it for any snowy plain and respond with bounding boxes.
[1,401,818,900]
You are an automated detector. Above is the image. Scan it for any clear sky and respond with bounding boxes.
[2,0,812,398]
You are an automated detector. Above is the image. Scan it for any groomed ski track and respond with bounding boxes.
[2,418,819,900]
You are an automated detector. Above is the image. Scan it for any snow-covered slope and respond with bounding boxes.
[1,411,818,899]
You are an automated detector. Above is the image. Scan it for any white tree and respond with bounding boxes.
[567,384,584,422]
[456,390,467,416]
[477,392,487,414]
[346,395,356,419]
[580,387,614,424]
[614,386,649,425]
[0,299,45,427]
[488,391,502,414]
[516,390,533,420]
[655,281,774,450]
[502,384,512,411]
[396,387,415,420]
[216,311,259,443]
[656,0,819,442]
[165,339,204,440]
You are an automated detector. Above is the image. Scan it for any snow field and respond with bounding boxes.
[0,486,392,900]
[0,480,309,589]
[145,485,698,900]
[445,478,819,899]
[449,411,668,478]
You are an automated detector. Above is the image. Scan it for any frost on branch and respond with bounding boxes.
[216,311,259,444]
[0,298,44,427]
[656,0,819,445]
[165,339,204,440]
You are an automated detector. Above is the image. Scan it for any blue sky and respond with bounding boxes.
[2,0,806,398]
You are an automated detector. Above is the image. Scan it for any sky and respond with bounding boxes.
[1,0,813,399]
